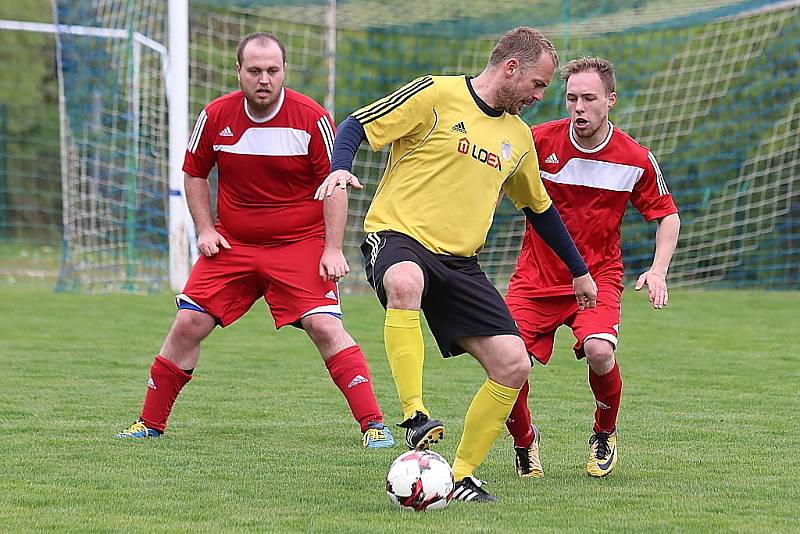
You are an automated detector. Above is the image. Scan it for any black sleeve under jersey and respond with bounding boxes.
[330,116,366,173]
[523,205,588,277]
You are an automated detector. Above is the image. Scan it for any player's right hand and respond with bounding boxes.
[197,228,231,257]
[314,170,364,200]
[573,272,598,310]
[319,247,350,282]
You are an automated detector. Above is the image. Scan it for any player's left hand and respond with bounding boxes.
[314,170,364,200]
[320,247,350,282]
[635,270,668,309]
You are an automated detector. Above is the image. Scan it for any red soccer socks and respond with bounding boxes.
[589,361,623,434]
[506,380,535,448]
[139,355,192,432]
[325,345,383,432]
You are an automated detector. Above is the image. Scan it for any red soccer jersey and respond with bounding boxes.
[508,118,678,297]
[183,88,335,244]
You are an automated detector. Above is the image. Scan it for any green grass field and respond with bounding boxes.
[1,287,798,532]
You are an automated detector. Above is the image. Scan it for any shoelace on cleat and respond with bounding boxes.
[398,412,426,429]
[365,428,387,441]
[589,433,611,459]
[516,448,532,471]
[125,422,147,434]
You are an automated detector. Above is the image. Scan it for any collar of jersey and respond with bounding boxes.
[465,76,503,118]
[244,87,285,123]
[569,120,614,153]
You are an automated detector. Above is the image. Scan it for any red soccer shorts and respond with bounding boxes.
[505,281,623,365]
[179,236,340,328]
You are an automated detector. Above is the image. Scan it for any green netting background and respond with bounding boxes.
[1,0,798,291]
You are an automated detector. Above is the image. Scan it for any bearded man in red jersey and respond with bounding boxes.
[116,33,393,449]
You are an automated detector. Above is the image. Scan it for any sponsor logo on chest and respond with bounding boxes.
[456,137,502,171]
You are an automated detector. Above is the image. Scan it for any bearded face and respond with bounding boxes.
[236,39,286,118]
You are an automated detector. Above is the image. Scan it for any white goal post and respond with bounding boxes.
[167,0,193,292]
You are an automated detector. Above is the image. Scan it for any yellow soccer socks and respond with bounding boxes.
[452,379,520,481]
[384,308,427,420]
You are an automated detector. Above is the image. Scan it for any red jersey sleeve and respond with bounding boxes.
[308,111,336,184]
[630,150,679,222]
[182,107,217,179]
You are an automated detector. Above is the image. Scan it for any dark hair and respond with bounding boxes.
[488,27,559,70]
[236,32,286,65]
[561,56,616,94]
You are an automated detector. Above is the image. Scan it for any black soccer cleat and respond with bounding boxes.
[397,411,444,450]
[452,476,498,503]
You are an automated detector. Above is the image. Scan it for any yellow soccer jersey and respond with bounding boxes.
[353,75,552,257]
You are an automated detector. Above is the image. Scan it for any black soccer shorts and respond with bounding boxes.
[361,230,519,357]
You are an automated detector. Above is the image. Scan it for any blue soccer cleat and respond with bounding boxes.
[363,421,396,448]
[115,421,162,438]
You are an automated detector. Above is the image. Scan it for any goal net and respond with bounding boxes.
[1,1,173,292]
[1,0,797,292]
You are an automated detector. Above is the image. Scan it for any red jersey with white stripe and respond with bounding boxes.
[183,88,335,244]
[508,118,678,297]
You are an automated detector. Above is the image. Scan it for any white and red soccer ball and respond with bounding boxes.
[386,450,454,511]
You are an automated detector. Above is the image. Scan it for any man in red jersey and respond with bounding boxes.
[116,33,394,448]
[505,57,680,477]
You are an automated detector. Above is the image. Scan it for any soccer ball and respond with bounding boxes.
[386,450,454,511]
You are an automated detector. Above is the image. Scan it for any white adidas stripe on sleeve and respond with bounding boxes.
[648,151,669,195]
[188,109,208,153]
[317,115,335,162]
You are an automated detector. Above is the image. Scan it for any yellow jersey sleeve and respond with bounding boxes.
[502,147,552,214]
[351,76,436,151]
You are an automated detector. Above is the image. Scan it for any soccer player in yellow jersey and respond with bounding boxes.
[315,27,597,502]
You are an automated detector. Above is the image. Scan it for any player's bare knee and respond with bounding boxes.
[584,338,616,374]
[507,350,532,385]
[303,314,338,338]
[383,262,424,309]
[486,348,530,388]
[302,314,352,349]
[170,310,215,343]
[385,288,422,309]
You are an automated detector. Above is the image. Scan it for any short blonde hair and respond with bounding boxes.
[488,27,559,70]
[561,56,616,94]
